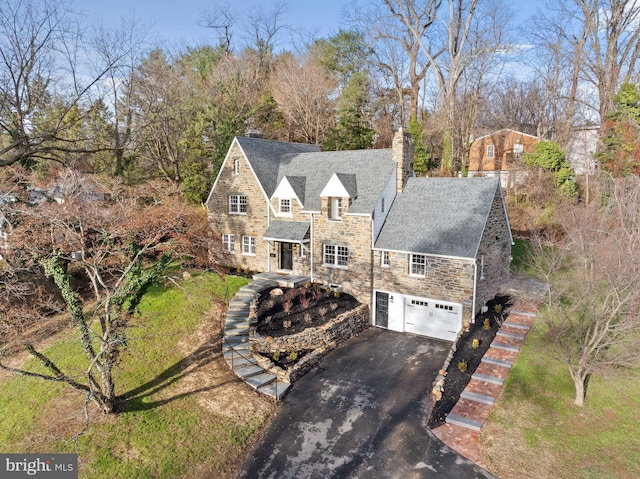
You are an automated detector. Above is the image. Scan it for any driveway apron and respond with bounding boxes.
[238,327,495,479]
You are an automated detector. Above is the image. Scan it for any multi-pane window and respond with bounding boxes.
[279,198,291,214]
[410,254,426,277]
[381,251,390,267]
[323,244,348,268]
[229,194,247,214]
[242,236,256,255]
[329,197,342,220]
[222,234,234,253]
[486,144,495,158]
[513,143,523,159]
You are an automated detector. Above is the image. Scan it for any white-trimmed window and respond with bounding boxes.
[234,159,240,175]
[381,251,390,268]
[486,144,495,159]
[329,197,342,220]
[409,254,426,277]
[242,236,256,255]
[513,143,523,159]
[222,234,234,253]
[229,194,247,214]
[279,198,291,214]
[323,244,348,268]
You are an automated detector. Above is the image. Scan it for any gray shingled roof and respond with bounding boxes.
[236,136,396,215]
[236,137,320,198]
[277,150,395,214]
[375,177,501,258]
[263,220,310,242]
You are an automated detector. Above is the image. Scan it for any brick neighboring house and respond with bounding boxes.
[468,128,540,188]
[206,130,512,341]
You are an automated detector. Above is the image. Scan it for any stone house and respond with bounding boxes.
[206,130,512,341]
[468,128,540,188]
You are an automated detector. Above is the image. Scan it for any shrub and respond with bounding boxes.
[472,338,480,349]
[458,361,468,372]
[494,304,503,313]
[483,318,491,330]
[330,302,338,311]
[300,295,311,309]
[303,312,312,323]
[319,307,328,317]
[284,288,297,301]
[273,351,280,361]
[283,299,293,313]
[288,352,298,361]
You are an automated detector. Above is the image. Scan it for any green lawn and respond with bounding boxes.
[0,272,271,479]
[480,314,640,478]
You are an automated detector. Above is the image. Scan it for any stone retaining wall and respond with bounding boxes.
[250,303,370,382]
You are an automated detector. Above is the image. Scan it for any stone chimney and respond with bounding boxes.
[392,127,414,193]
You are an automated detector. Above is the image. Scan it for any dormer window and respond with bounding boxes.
[279,198,291,214]
[329,197,342,220]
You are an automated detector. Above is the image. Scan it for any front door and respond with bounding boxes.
[375,291,389,328]
[280,242,293,270]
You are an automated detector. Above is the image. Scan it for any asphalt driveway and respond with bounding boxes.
[237,327,495,479]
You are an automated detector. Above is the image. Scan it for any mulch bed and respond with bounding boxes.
[427,294,513,429]
[255,286,360,338]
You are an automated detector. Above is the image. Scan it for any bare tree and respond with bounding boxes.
[0,172,211,413]
[531,176,640,406]
[270,52,337,145]
[384,0,511,174]
[0,0,145,168]
[349,0,440,123]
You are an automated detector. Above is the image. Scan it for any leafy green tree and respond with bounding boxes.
[407,117,430,175]
[596,82,640,177]
[525,141,578,198]
[316,29,371,88]
[324,72,375,151]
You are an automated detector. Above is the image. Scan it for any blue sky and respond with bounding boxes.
[76,0,538,51]
[77,0,352,49]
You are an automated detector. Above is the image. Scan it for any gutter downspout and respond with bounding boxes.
[266,202,271,272]
[472,258,478,323]
[309,212,314,283]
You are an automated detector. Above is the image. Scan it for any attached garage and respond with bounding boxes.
[374,291,462,342]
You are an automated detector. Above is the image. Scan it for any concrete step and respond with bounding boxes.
[244,372,276,389]
[502,321,530,331]
[490,342,520,353]
[224,355,257,368]
[446,413,483,431]
[460,390,495,405]
[481,356,512,368]
[258,380,291,400]
[223,346,251,358]
[471,373,504,385]
[224,335,249,344]
[496,330,526,340]
[232,364,266,379]
[224,326,250,335]
[509,310,537,317]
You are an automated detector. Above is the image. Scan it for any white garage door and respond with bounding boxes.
[404,296,462,341]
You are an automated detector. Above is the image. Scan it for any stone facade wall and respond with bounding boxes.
[207,142,269,272]
[373,252,475,319]
[251,304,370,382]
[475,188,512,310]
[312,202,373,304]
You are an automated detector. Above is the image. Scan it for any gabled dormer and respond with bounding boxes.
[320,173,357,221]
[272,175,306,217]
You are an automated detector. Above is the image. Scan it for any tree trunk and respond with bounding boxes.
[570,369,589,407]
